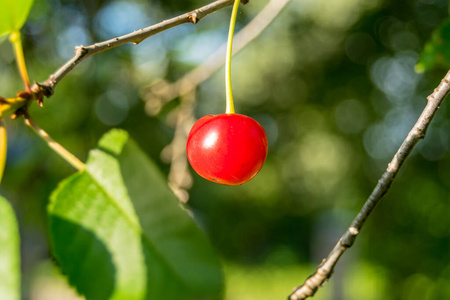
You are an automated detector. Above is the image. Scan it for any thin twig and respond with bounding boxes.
[164,90,197,203]
[32,0,248,96]
[288,69,450,300]
[142,0,291,114]
[23,114,85,171]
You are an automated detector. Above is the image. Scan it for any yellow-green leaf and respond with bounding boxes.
[0,119,6,184]
[0,0,34,38]
[0,196,20,300]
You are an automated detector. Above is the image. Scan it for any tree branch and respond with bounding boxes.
[31,0,248,97]
[288,69,450,300]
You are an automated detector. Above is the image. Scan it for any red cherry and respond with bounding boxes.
[186,113,268,185]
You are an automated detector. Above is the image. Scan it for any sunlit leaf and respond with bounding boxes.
[0,0,34,38]
[416,18,450,73]
[48,129,224,300]
[0,196,20,300]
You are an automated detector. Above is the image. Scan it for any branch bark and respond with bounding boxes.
[31,0,248,97]
[288,69,450,300]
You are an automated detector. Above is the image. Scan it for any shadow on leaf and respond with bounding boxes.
[49,215,115,300]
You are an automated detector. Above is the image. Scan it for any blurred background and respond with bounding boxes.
[0,0,449,299]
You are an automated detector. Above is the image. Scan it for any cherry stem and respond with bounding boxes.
[9,31,31,92]
[225,0,240,114]
[24,114,85,171]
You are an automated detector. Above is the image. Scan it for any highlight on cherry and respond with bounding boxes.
[186,0,268,185]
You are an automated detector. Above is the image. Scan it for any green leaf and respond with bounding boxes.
[48,129,224,300]
[0,196,20,300]
[0,0,34,38]
[416,18,450,73]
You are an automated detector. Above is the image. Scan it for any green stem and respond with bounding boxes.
[24,115,85,171]
[225,0,240,114]
[0,119,7,185]
[9,31,31,91]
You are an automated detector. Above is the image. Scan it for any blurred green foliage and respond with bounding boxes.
[0,0,449,299]
[416,19,450,72]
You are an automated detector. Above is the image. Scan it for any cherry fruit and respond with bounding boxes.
[187,114,268,185]
[186,0,267,185]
